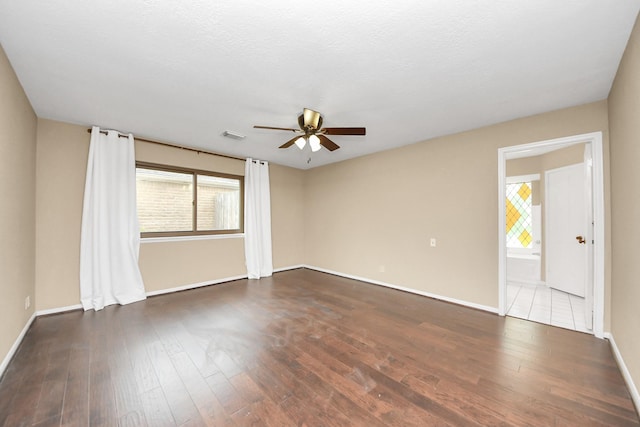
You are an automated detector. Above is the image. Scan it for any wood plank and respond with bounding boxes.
[0,320,48,426]
[168,351,232,426]
[145,340,203,426]
[105,309,147,423]
[60,345,90,426]
[139,386,175,427]
[205,371,248,416]
[88,313,118,426]
[2,339,53,427]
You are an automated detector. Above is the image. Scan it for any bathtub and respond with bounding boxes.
[506,251,541,285]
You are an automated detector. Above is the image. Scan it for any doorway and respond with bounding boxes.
[497,132,604,338]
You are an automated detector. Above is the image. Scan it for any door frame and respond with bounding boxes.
[497,132,604,338]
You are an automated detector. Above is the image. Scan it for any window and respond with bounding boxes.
[505,181,533,248]
[136,162,243,237]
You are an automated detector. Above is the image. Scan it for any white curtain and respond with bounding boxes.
[244,158,273,279]
[79,126,146,311]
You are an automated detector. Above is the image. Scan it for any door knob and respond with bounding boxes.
[576,235,586,244]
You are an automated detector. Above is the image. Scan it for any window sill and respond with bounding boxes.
[141,233,244,244]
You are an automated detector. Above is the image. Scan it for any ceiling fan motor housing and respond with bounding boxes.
[299,108,323,131]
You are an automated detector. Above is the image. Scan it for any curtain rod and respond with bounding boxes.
[86,128,245,162]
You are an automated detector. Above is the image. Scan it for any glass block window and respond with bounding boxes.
[506,182,533,248]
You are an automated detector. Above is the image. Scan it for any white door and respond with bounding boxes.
[545,163,587,297]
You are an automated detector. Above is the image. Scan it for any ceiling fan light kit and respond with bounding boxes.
[294,136,306,149]
[308,134,321,152]
[292,135,321,152]
[254,108,366,152]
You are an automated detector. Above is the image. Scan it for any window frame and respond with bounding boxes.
[136,161,244,238]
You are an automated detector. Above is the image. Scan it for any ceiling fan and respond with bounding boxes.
[253,108,366,152]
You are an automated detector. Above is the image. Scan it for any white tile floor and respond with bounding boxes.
[506,282,591,333]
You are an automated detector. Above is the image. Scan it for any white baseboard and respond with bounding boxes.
[31,266,304,316]
[145,265,303,297]
[36,304,83,316]
[604,332,640,413]
[274,265,304,273]
[146,275,249,297]
[0,312,36,379]
[303,265,499,314]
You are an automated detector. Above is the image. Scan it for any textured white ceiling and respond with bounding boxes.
[1,1,639,169]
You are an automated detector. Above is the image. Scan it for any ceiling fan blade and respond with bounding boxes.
[279,135,300,149]
[318,135,340,151]
[254,125,298,132]
[323,127,366,135]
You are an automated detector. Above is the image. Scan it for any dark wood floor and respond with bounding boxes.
[0,269,638,426]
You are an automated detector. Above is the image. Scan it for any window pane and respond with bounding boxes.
[136,168,193,232]
[197,174,240,231]
[506,182,533,248]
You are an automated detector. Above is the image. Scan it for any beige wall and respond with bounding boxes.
[608,13,640,401]
[541,143,585,171]
[305,101,609,312]
[508,143,585,178]
[35,120,305,309]
[270,162,305,268]
[35,121,88,308]
[0,44,37,363]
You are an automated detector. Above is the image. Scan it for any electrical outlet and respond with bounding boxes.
[24,296,30,310]
[430,238,437,247]
[379,265,386,273]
